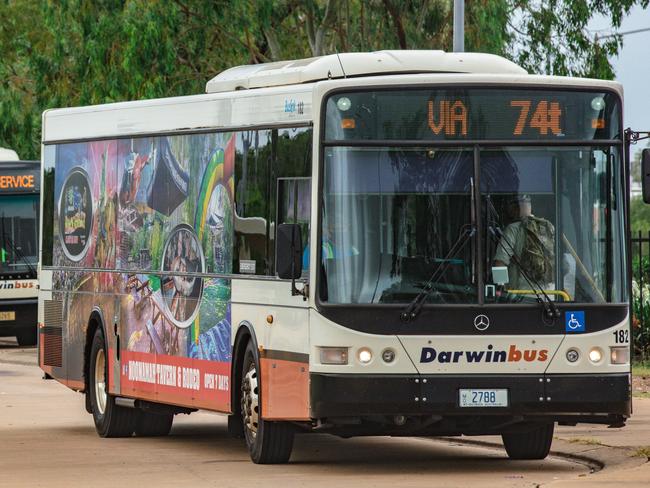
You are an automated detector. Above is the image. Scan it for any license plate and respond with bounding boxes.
[0,311,16,321]
[459,389,508,407]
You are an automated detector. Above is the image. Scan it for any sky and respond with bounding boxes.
[590,5,650,147]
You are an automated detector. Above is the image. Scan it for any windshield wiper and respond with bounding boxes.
[485,197,560,321]
[400,224,475,322]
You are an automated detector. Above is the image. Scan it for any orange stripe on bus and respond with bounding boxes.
[260,357,310,421]
[59,378,85,390]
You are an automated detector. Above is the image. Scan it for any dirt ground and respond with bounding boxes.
[633,373,650,396]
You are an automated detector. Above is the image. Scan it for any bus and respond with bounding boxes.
[39,51,633,464]
[0,150,39,347]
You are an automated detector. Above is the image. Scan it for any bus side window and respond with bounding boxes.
[277,178,311,276]
[233,127,312,277]
[274,128,312,277]
[234,130,273,276]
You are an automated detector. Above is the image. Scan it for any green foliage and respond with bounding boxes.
[510,0,649,78]
[631,197,650,233]
[632,360,650,377]
[632,279,650,358]
[1,0,647,159]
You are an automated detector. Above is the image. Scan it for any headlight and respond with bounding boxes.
[610,346,629,365]
[319,347,348,365]
[358,347,373,364]
[588,347,603,363]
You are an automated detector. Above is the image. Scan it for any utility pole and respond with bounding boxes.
[453,0,465,52]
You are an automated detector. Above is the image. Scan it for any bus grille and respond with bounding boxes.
[43,300,63,367]
[42,327,63,367]
[43,299,63,328]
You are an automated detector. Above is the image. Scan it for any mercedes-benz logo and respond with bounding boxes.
[474,314,490,331]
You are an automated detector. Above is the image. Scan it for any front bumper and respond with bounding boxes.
[0,298,37,336]
[310,372,631,421]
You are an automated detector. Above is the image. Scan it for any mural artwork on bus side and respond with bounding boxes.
[51,133,235,410]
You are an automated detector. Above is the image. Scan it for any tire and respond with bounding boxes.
[135,411,174,437]
[240,341,294,464]
[227,414,244,439]
[502,422,554,460]
[16,327,37,347]
[88,327,137,437]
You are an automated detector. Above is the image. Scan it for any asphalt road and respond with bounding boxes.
[0,338,593,488]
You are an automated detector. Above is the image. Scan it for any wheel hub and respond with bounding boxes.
[241,363,259,439]
[94,348,107,415]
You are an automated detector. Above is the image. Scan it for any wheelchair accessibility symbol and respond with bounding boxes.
[565,311,586,333]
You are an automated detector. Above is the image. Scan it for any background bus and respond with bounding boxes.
[39,51,632,464]
[0,150,39,346]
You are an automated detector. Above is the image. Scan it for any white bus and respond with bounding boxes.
[0,149,39,346]
[39,51,632,464]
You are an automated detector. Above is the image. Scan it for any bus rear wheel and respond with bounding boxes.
[502,422,554,460]
[88,327,137,437]
[240,341,294,464]
[135,411,174,437]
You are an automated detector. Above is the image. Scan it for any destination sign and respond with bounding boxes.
[325,88,620,142]
[0,167,39,192]
[0,174,35,189]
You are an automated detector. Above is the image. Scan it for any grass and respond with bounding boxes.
[566,437,604,446]
[632,447,650,459]
[632,360,650,398]
[632,360,650,377]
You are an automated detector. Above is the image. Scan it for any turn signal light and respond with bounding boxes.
[319,347,348,365]
[341,118,356,129]
[610,346,629,365]
[566,349,580,363]
[382,348,396,363]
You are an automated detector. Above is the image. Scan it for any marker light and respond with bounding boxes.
[566,349,580,363]
[358,347,373,364]
[337,97,352,111]
[319,347,348,365]
[591,118,605,129]
[588,347,603,363]
[610,346,630,365]
[591,97,606,111]
[382,348,396,363]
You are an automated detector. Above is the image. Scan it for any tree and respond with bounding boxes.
[509,0,650,78]
[1,0,648,159]
[631,196,650,233]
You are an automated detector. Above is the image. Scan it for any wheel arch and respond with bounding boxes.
[231,321,258,415]
[83,307,107,413]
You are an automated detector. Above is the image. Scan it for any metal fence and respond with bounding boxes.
[631,231,650,359]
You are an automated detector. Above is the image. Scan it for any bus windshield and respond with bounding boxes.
[0,195,39,278]
[319,88,626,306]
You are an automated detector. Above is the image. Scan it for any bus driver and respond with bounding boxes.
[493,195,555,292]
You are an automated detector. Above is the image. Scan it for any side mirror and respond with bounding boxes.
[643,149,650,204]
[276,223,302,280]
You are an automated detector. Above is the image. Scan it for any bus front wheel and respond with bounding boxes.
[240,340,294,464]
[88,327,137,437]
[502,422,554,460]
[16,327,37,347]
